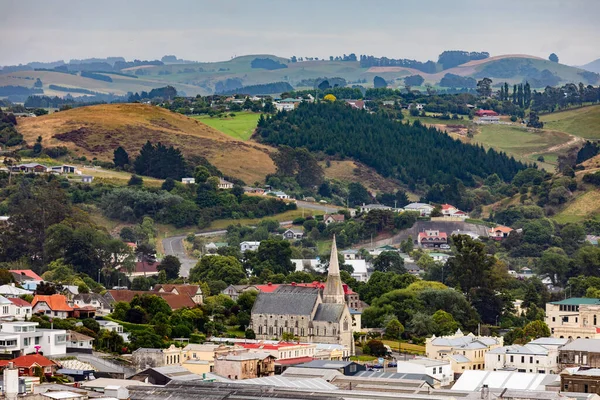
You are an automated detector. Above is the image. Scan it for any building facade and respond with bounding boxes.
[485,343,560,373]
[545,298,600,339]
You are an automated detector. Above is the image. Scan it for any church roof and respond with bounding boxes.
[313,303,345,322]
[323,236,345,303]
[252,291,318,316]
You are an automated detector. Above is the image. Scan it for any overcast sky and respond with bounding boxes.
[2,0,599,66]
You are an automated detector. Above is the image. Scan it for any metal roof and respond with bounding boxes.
[238,376,338,390]
[451,370,559,392]
[550,297,600,305]
[251,290,318,316]
[529,337,569,346]
[560,338,600,352]
[282,367,343,381]
[487,344,549,355]
[313,303,345,322]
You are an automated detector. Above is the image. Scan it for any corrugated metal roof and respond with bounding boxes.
[251,291,318,316]
[550,297,600,305]
[560,338,600,352]
[451,370,559,392]
[238,376,338,390]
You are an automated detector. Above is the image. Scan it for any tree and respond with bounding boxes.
[32,136,43,155]
[158,255,181,281]
[400,237,413,254]
[128,174,143,186]
[476,78,493,98]
[527,112,543,128]
[364,339,387,357]
[373,251,406,274]
[549,53,559,63]
[384,318,404,339]
[189,255,246,285]
[113,146,130,168]
[432,310,459,335]
[0,269,13,285]
[348,182,371,207]
[446,235,497,297]
[323,94,336,102]
[373,76,387,89]
[255,239,294,275]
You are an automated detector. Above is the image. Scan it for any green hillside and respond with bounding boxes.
[192,112,260,140]
[540,105,600,139]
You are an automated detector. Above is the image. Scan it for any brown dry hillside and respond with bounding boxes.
[17,103,276,184]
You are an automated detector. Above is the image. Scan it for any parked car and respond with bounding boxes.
[387,362,397,367]
[440,244,450,249]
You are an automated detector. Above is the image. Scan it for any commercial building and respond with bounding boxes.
[545,298,600,339]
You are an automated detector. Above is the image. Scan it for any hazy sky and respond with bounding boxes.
[2,0,599,66]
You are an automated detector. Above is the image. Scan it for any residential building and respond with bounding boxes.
[340,249,359,260]
[50,165,77,174]
[218,178,234,190]
[9,270,43,283]
[181,343,240,373]
[404,203,434,216]
[478,115,500,123]
[323,214,345,226]
[0,354,59,377]
[0,284,33,298]
[124,261,160,279]
[250,238,356,354]
[292,360,365,376]
[131,365,205,385]
[132,344,184,371]
[104,289,197,310]
[358,204,392,213]
[182,177,195,184]
[264,191,290,200]
[81,175,93,183]
[221,285,260,302]
[292,259,323,273]
[72,293,112,315]
[31,295,74,319]
[213,352,275,380]
[417,230,448,248]
[66,330,94,354]
[561,368,600,394]
[8,298,32,320]
[440,204,469,219]
[205,242,228,253]
[346,259,370,283]
[345,100,366,110]
[475,109,499,117]
[545,298,600,339]
[240,241,261,253]
[239,341,316,361]
[13,163,48,174]
[489,225,513,240]
[426,330,503,374]
[428,252,451,263]
[153,284,204,304]
[396,357,453,386]
[97,320,129,342]
[0,321,67,357]
[485,343,560,373]
[283,228,304,240]
[559,339,600,369]
[243,186,265,195]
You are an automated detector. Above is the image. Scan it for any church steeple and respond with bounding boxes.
[322,235,346,304]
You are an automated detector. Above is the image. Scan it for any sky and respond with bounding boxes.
[2,0,599,66]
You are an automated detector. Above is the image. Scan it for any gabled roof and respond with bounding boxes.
[32,294,73,311]
[550,297,600,306]
[324,214,345,222]
[8,297,32,308]
[105,290,196,309]
[313,303,345,322]
[73,293,112,309]
[560,338,600,352]
[490,225,513,233]
[441,204,456,210]
[10,270,43,281]
[133,261,159,274]
[0,285,33,296]
[67,330,94,342]
[153,284,201,298]
[252,289,318,316]
[0,353,57,368]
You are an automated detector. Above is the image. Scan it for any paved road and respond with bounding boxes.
[163,200,343,278]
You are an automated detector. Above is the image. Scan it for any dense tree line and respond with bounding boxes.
[133,141,187,180]
[359,55,437,73]
[0,86,43,96]
[250,58,287,70]
[437,51,490,69]
[80,71,113,82]
[217,82,293,95]
[128,86,177,101]
[48,85,102,95]
[256,102,528,188]
[439,73,477,88]
[0,109,23,147]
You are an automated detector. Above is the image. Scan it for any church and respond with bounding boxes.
[249,237,357,355]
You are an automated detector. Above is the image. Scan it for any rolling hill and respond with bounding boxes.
[15,103,276,184]
[580,58,600,74]
[540,105,600,139]
[2,54,597,98]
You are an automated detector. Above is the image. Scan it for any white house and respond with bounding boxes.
[397,357,453,386]
[218,179,234,190]
[97,320,129,342]
[182,177,195,184]
[0,321,67,357]
[0,296,15,320]
[359,204,392,213]
[73,293,112,315]
[240,241,261,253]
[265,191,290,200]
[66,330,94,353]
[404,203,434,216]
[346,260,369,282]
[428,252,451,263]
[8,298,32,320]
[283,228,304,240]
[485,343,560,374]
[323,214,345,226]
[50,165,78,174]
[0,284,33,298]
[340,249,359,260]
[81,175,93,183]
[291,259,324,273]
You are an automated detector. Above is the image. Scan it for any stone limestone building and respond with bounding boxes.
[250,237,356,355]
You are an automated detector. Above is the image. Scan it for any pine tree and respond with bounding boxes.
[524,82,531,108]
[504,82,509,102]
[517,84,524,108]
[513,85,518,104]
[113,146,130,168]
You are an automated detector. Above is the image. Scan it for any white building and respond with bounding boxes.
[0,321,67,357]
[218,179,234,190]
[66,330,94,352]
[0,285,33,298]
[182,177,195,184]
[240,241,261,253]
[265,191,290,200]
[485,343,560,374]
[397,357,453,386]
[97,320,129,342]
[358,204,392,213]
[340,249,359,261]
[451,370,560,392]
[545,298,600,339]
[345,260,369,282]
[404,203,434,216]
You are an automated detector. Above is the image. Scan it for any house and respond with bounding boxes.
[181,343,241,373]
[292,360,366,376]
[265,191,290,200]
[451,370,559,392]
[182,177,195,184]
[9,270,43,282]
[404,203,435,216]
[239,342,316,361]
[345,100,365,110]
[323,214,345,226]
[72,293,112,315]
[275,98,301,112]
[451,230,481,240]
[243,187,265,195]
[559,339,600,369]
[218,178,234,190]
[0,354,59,377]
[428,252,451,263]
[561,367,600,394]
[221,285,260,302]
[104,289,196,310]
[475,109,499,117]
[214,352,276,380]
[283,228,304,240]
[130,365,205,385]
[0,321,67,357]
[340,249,359,260]
[426,329,503,374]
[478,115,500,124]
[439,204,468,219]
[489,225,513,239]
[545,298,600,339]
[66,330,94,354]
[125,261,160,279]
[50,165,77,174]
[97,320,129,342]
[14,163,48,174]
[32,295,74,319]
[485,343,560,374]
[205,242,228,253]
[396,357,453,386]
[8,297,32,320]
[0,284,33,298]
[240,241,261,253]
[359,203,392,213]
[153,284,203,304]
[81,175,93,183]
[0,296,16,320]
[417,230,448,248]
[292,259,324,273]
[346,259,369,283]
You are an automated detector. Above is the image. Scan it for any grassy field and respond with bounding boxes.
[192,112,260,140]
[381,340,426,355]
[17,103,276,184]
[199,208,325,231]
[540,105,600,139]
[472,124,573,169]
[554,190,600,224]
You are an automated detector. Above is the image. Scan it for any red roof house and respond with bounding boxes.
[417,230,448,248]
[10,270,43,281]
[475,109,499,117]
[31,294,74,319]
[0,354,59,376]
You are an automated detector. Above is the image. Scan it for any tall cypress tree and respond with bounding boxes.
[517,84,524,108]
[113,146,130,168]
[504,82,509,102]
[513,85,518,104]
[524,82,531,108]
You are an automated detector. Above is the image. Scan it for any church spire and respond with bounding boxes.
[323,234,345,304]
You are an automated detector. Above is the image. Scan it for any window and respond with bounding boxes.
[498,355,501,361]
[595,315,598,325]
[510,356,514,362]
[552,317,555,322]
[521,356,525,363]
[530,357,533,363]
[2,306,8,314]
[24,338,30,346]
[35,337,40,345]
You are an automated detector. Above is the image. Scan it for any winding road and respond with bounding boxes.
[162,201,340,277]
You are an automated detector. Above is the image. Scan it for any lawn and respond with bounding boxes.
[540,105,600,139]
[199,208,325,231]
[350,355,377,362]
[553,190,600,224]
[192,112,261,140]
[381,340,426,355]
